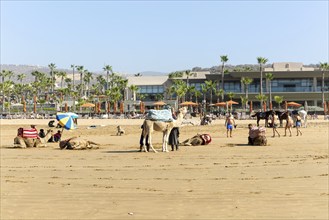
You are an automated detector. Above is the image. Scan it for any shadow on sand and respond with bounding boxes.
[103,150,141,154]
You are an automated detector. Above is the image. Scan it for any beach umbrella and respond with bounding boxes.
[153,101,166,106]
[226,100,239,106]
[56,112,78,130]
[213,102,226,107]
[287,102,302,107]
[81,102,95,108]
[179,101,198,106]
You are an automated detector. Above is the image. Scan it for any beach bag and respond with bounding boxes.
[146,109,173,122]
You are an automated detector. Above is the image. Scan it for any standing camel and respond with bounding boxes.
[142,107,187,153]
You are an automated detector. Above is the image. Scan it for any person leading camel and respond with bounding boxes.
[168,107,180,151]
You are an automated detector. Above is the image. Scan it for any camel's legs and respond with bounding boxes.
[147,133,157,153]
[163,132,169,152]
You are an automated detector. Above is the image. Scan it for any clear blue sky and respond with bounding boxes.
[1,0,328,74]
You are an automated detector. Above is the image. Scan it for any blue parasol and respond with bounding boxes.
[56,112,78,130]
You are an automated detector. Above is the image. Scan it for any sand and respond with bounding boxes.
[0,117,328,219]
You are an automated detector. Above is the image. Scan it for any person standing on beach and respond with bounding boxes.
[284,114,293,137]
[168,107,180,151]
[225,113,236,138]
[270,112,280,137]
[294,114,303,136]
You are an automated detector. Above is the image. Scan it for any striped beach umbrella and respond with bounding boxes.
[56,112,78,130]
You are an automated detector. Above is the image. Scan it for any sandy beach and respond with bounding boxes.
[0,117,328,219]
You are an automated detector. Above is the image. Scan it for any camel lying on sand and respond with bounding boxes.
[13,129,54,148]
[181,134,212,146]
[59,137,99,150]
[142,107,187,153]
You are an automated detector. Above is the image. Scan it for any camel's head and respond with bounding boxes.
[46,129,54,135]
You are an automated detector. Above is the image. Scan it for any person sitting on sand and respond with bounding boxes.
[38,129,46,138]
[53,130,62,142]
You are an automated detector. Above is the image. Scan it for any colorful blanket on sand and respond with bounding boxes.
[146,109,173,122]
[249,126,266,139]
[18,128,38,138]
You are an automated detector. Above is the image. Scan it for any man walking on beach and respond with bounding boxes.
[225,113,236,138]
[270,112,280,137]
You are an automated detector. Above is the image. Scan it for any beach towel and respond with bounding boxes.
[146,109,173,122]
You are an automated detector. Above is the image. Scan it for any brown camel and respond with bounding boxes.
[13,129,54,148]
[59,137,99,150]
[142,107,187,153]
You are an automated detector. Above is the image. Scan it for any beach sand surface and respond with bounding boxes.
[1,118,328,219]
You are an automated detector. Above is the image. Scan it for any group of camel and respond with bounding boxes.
[251,109,308,128]
[14,106,306,151]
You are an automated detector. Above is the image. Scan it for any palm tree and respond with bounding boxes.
[103,65,112,90]
[201,84,207,103]
[48,63,56,93]
[257,57,268,96]
[194,90,202,104]
[205,80,216,104]
[129,84,139,101]
[265,73,274,108]
[17,73,26,84]
[96,75,106,93]
[241,77,253,110]
[57,71,67,88]
[76,66,84,96]
[256,93,268,111]
[215,89,224,103]
[220,55,229,100]
[83,71,93,98]
[274,95,284,109]
[320,62,329,108]
[71,64,76,91]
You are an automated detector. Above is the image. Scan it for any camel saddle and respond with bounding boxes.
[146,109,174,122]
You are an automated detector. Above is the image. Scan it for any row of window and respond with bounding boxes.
[137,79,329,94]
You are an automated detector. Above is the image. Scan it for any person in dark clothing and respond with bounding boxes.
[39,129,46,138]
[168,127,180,151]
[48,120,55,127]
[168,107,180,151]
[53,130,62,142]
[139,124,149,152]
